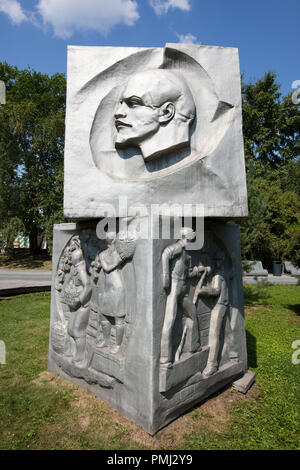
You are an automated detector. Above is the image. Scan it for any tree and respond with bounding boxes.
[242,72,300,171]
[0,62,66,253]
[283,229,300,268]
[241,72,300,268]
[0,216,25,251]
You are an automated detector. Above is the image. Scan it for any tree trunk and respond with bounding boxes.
[29,228,39,254]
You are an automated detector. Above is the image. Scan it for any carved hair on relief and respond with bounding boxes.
[85,46,235,179]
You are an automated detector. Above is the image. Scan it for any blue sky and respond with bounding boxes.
[0,0,299,95]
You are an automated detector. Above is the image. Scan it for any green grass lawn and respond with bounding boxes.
[0,285,299,450]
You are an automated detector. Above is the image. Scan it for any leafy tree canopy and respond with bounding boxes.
[0,62,66,252]
[241,72,300,268]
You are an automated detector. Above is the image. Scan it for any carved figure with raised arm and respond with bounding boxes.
[160,227,204,365]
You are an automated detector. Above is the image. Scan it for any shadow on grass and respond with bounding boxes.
[0,251,51,270]
[243,281,271,306]
[285,304,300,316]
[246,330,257,368]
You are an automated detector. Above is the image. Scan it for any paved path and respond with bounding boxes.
[243,275,299,285]
[0,270,298,296]
[0,270,52,296]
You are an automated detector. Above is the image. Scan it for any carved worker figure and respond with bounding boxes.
[195,254,229,377]
[114,69,196,161]
[160,227,203,365]
[64,236,92,363]
[98,231,136,354]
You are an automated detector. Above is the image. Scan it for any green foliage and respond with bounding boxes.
[283,228,300,268]
[244,278,272,305]
[0,62,66,252]
[242,72,300,169]
[241,176,300,266]
[241,72,300,268]
[0,216,25,250]
[183,285,300,450]
[0,63,299,265]
[242,259,254,273]
[43,209,66,253]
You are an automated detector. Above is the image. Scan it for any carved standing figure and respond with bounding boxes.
[160,227,203,365]
[196,254,229,377]
[98,231,135,354]
[64,236,92,363]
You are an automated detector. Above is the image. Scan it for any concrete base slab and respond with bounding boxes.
[232,370,256,394]
[159,348,209,392]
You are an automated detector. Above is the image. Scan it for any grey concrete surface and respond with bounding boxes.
[0,270,51,295]
[49,220,247,434]
[243,275,298,285]
[245,260,268,276]
[64,43,248,218]
[233,370,256,394]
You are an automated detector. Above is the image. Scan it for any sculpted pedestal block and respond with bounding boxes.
[63,43,247,219]
[48,219,247,434]
[50,38,249,435]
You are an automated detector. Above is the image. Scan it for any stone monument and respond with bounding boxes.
[48,43,250,435]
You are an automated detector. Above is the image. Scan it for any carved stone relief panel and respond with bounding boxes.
[159,227,242,393]
[50,228,136,387]
[49,220,247,434]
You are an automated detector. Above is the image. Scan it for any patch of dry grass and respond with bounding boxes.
[31,371,257,450]
[0,252,52,270]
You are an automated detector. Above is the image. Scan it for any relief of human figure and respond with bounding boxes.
[194,253,229,377]
[52,251,72,356]
[63,236,92,364]
[97,231,136,354]
[160,228,206,365]
[114,69,196,161]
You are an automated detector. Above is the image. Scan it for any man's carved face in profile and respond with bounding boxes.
[114,69,196,161]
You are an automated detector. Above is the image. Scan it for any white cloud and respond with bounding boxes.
[176,32,198,44]
[149,0,191,15]
[36,0,139,38]
[0,0,27,24]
